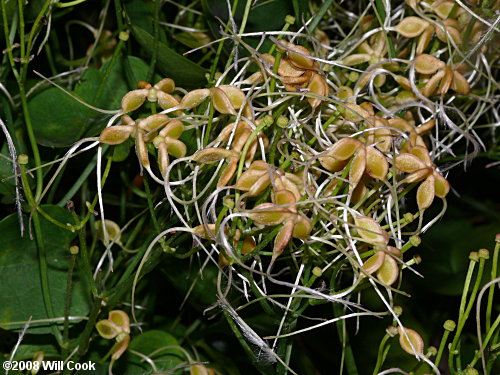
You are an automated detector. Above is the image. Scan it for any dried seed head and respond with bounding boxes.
[395,17,430,38]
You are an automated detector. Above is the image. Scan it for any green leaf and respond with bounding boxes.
[0,205,90,334]
[131,25,207,89]
[29,56,151,147]
[117,330,184,374]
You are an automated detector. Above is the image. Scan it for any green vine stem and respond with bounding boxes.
[486,236,499,330]
[19,155,63,345]
[448,251,487,374]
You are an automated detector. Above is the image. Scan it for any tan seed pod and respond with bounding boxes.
[278,58,306,77]
[121,89,148,112]
[157,91,180,111]
[394,75,412,91]
[192,224,217,240]
[218,85,246,109]
[421,69,446,97]
[395,152,427,173]
[376,255,399,285]
[165,138,187,159]
[279,70,312,85]
[395,17,430,38]
[154,78,175,93]
[108,310,130,334]
[157,142,169,177]
[365,146,388,180]
[111,334,130,361]
[326,138,363,161]
[179,88,211,109]
[160,119,185,139]
[362,251,385,274]
[354,216,389,245]
[293,214,312,239]
[99,125,134,145]
[403,167,433,184]
[397,326,424,356]
[343,103,370,123]
[414,54,444,74]
[433,171,450,198]
[435,25,461,44]
[341,53,372,66]
[210,87,236,115]
[438,67,454,95]
[96,319,120,340]
[247,174,272,196]
[235,168,268,191]
[248,203,292,225]
[307,73,328,108]
[135,131,150,168]
[280,41,316,70]
[337,86,355,103]
[272,219,295,260]
[242,71,264,85]
[451,71,470,95]
[349,148,366,187]
[417,174,436,210]
[416,25,435,54]
[192,147,233,163]
[433,1,455,19]
[217,157,238,187]
[273,189,296,207]
[138,114,170,133]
